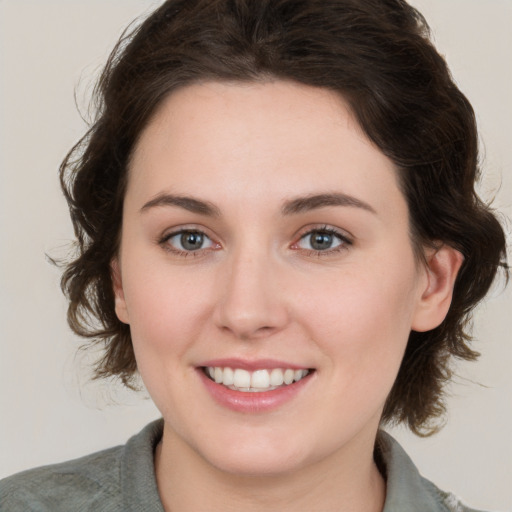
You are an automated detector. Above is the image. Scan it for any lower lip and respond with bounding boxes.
[197,369,313,413]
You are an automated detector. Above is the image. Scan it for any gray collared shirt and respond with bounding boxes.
[0,420,486,511]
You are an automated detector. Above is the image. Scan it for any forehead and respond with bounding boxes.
[133,80,364,166]
[127,80,405,219]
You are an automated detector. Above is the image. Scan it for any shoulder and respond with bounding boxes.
[0,419,164,512]
[0,445,124,512]
[377,430,492,512]
[419,475,490,512]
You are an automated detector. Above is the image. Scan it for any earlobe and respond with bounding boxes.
[411,245,464,332]
[111,259,130,324]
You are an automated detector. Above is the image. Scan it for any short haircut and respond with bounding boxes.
[59,0,508,435]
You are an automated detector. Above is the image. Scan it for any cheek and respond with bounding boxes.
[301,258,420,390]
[120,258,210,370]
[120,262,212,419]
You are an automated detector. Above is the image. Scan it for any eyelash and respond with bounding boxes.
[158,226,353,258]
[293,226,353,257]
[158,229,218,258]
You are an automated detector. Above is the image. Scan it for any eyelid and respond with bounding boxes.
[290,225,353,253]
[158,223,216,241]
[156,223,352,257]
[158,225,221,256]
[295,224,353,242]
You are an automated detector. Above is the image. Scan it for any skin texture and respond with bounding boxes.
[112,81,462,511]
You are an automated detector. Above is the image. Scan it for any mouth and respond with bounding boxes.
[202,366,313,392]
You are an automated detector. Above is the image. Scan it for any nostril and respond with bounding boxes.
[236,325,275,340]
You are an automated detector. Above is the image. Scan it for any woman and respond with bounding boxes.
[0,0,508,510]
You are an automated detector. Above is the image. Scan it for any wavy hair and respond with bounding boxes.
[59,0,508,435]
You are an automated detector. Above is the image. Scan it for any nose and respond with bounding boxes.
[214,247,289,340]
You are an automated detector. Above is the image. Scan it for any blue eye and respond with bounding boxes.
[297,228,349,252]
[163,230,215,252]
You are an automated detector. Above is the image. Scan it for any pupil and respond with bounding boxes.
[311,232,332,250]
[181,232,203,250]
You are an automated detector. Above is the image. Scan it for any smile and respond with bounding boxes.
[204,367,311,392]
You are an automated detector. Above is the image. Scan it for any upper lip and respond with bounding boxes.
[199,358,311,371]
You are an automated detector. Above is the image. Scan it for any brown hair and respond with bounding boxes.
[60,0,508,435]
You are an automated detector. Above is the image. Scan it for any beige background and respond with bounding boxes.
[0,1,510,510]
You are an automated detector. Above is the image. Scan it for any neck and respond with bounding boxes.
[154,424,386,512]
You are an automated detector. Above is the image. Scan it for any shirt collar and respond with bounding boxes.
[378,430,449,512]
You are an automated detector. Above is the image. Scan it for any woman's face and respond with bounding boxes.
[114,80,431,475]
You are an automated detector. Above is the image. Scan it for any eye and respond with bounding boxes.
[295,227,351,253]
[161,230,216,253]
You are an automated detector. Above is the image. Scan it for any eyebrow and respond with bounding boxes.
[140,193,221,217]
[140,191,376,217]
[281,193,377,216]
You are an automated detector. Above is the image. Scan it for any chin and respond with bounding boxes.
[208,447,306,477]
[193,429,311,477]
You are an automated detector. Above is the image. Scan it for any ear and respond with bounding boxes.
[111,258,130,324]
[411,245,464,332]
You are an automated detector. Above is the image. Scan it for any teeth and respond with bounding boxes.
[283,369,294,385]
[223,367,234,386]
[233,369,251,388]
[204,366,310,392]
[251,369,270,388]
[294,369,307,381]
[270,368,284,386]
